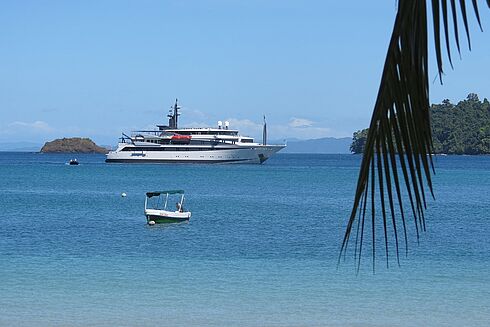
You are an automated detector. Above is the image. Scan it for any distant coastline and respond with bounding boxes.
[5,92,489,157]
[1,137,354,154]
[0,142,41,152]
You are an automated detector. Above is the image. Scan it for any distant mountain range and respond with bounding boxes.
[0,142,42,152]
[275,137,352,154]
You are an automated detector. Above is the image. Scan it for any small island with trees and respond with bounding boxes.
[351,93,490,155]
[40,137,109,154]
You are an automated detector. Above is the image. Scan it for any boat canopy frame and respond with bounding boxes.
[145,190,186,212]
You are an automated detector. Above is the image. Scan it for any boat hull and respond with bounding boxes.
[106,145,284,164]
[145,209,191,224]
[146,215,189,224]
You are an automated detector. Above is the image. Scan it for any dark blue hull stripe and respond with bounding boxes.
[105,158,254,164]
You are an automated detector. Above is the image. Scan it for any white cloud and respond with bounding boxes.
[270,124,332,140]
[180,107,210,121]
[7,120,54,133]
[216,117,333,141]
[226,118,263,133]
[0,120,88,143]
[0,121,54,143]
[289,117,314,128]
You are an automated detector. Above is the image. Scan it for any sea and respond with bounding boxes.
[0,152,489,327]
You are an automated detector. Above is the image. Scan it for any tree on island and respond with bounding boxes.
[340,1,490,271]
[350,129,369,154]
[350,94,490,155]
[432,94,490,154]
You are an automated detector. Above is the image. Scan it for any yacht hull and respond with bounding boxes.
[105,145,284,164]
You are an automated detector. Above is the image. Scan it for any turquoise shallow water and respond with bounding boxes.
[0,153,489,326]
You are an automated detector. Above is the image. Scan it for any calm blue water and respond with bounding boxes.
[0,153,489,327]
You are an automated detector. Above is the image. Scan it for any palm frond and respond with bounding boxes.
[339,0,488,271]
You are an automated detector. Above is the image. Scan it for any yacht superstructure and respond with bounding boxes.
[105,100,285,164]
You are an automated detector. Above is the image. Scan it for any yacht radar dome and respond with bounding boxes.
[218,121,223,129]
[224,121,229,129]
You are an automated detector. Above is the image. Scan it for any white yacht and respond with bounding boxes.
[105,100,285,164]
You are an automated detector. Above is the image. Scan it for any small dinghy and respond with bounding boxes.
[69,159,79,165]
[145,190,191,224]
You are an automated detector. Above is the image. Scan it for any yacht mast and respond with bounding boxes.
[167,98,180,128]
[262,115,267,145]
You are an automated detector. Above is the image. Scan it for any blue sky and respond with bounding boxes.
[1,1,489,145]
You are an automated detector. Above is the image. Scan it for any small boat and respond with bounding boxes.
[69,159,79,165]
[144,190,191,224]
